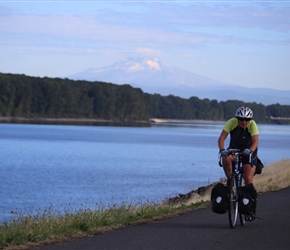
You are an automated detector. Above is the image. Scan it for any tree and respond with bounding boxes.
[1,72,289,123]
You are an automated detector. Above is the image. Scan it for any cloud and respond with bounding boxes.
[1,2,289,52]
[0,11,250,52]
[156,3,290,31]
[135,48,164,57]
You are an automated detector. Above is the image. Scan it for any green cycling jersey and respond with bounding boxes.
[223,118,259,136]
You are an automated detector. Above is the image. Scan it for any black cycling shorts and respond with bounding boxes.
[242,149,258,166]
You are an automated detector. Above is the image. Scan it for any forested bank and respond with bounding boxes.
[1,73,290,124]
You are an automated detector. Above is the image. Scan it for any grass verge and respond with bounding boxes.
[1,159,290,250]
[0,200,208,249]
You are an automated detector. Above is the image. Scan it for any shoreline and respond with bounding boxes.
[0,116,224,125]
[0,117,117,122]
[0,116,149,125]
[149,118,224,124]
[1,117,287,126]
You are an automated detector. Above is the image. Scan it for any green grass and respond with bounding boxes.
[0,200,209,249]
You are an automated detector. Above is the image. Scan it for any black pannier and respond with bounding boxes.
[255,157,264,175]
[238,184,257,215]
[211,183,228,214]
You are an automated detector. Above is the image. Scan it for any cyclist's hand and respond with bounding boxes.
[220,149,228,157]
[243,148,252,155]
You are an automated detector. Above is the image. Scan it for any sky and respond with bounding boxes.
[0,0,289,90]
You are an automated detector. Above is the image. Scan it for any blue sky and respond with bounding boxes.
[0,0,289,90]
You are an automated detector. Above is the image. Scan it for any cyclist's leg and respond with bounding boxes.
[222,155,236,178]
[243,150,258,185]
[243,163,256,185]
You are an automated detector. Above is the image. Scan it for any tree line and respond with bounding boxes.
[1,72,290,124]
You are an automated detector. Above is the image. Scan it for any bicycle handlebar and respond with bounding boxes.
[218,148,252,167]
[228,148,241,155]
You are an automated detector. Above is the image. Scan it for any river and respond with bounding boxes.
[1,121,289,222]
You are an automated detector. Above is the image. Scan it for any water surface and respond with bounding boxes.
[1,122,289,222]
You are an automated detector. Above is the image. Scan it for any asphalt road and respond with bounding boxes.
[35,187,290,250]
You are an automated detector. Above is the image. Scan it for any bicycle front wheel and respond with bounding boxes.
[228,174,239,228]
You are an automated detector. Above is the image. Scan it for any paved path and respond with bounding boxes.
[35,187,290,250]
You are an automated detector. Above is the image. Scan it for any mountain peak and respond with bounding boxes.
[124,58,161,72]
[144,58,161,71]
[69,57,228,87]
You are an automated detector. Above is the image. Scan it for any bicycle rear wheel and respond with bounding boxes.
[228,175,238,228]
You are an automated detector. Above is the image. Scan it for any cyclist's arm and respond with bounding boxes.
[249,134,258,152]
[218,118,236,150]
[248,120,259,152]
[218,130,229,150]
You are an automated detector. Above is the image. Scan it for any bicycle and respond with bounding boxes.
[219,148,250,229]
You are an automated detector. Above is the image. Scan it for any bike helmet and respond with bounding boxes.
[235,106,253,119]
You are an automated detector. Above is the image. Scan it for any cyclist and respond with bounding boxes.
[218,106,259,185]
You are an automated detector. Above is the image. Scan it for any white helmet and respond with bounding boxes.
[235,106,253,119]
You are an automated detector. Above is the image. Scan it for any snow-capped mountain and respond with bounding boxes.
[69,58,230,87]
[68,58,290,105]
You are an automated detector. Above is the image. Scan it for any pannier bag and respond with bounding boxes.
[255,157,264,175]
[211,183,228,214]
[238,183,257,215]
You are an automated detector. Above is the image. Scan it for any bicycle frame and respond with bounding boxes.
[229,148,252,188]
[231,150,243,188]
[219,149,247,228]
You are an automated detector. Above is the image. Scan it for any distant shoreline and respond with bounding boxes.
[0,116,224,125]
[0,117,148,125]
[0,116,115,123]
[1,117,288,126]
[149,118,224,124]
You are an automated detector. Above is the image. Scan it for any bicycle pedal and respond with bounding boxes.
[245,214,256,222]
